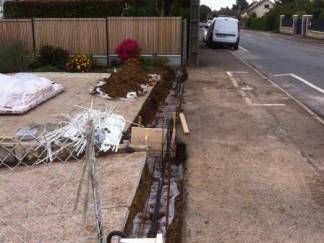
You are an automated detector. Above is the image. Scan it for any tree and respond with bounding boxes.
[200,4,212,21]
[232,0,248,15]
[236,0,249,11]
[214,7,236,17]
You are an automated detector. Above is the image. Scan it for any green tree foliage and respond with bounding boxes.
[213,7,236,17]
[200,4,212,21]
[246,0,324,32]
[4,0,190,18]
[233,0,249,12]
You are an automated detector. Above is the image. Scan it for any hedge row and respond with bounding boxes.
[247,16,279,31]
[4,0,143,18]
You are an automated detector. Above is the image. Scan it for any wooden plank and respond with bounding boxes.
[179,112,190,135]
[130,127,176,151]
[131,127,166,151]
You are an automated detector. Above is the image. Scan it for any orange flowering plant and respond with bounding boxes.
[65,54,93,72]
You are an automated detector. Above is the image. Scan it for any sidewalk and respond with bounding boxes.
[181,49,324,242]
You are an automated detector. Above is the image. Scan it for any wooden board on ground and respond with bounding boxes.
[179,112,190,135]
[131,127,175,151]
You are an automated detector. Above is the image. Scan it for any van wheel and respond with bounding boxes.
[233,43,239,50]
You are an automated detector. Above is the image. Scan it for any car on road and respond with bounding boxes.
[199,22,209,42]
[206,17,240,50]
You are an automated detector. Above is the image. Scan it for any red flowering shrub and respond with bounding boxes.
[115,38,141,62]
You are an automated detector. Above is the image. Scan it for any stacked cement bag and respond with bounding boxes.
[0,73,64,114]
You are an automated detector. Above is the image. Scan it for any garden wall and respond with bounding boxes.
[279,15,295,35]
[306,29,324,40]
[305,16,324,40]
[280,26,294,35]
[0,17,183,65]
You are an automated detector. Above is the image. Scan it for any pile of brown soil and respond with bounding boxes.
[99,64,150,98]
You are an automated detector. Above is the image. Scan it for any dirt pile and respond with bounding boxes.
[98,64,151,98]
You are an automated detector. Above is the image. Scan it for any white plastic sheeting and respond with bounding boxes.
[42,108,126,156]
[0,73,64,114]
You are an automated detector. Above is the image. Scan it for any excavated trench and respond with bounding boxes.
[124,67,187,242]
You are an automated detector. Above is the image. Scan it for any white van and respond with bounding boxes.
[207,17,240,50]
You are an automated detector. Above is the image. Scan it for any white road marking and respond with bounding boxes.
[228,50,324,127]
[226,71,285,107]
[274,73,324,95]
[239,46,248,52]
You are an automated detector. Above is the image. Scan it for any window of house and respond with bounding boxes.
[264,4,270,9]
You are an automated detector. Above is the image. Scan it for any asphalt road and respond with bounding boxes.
[182,49,324,242]
[233,29,324,117]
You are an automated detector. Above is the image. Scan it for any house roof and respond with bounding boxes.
[246,0,274,14]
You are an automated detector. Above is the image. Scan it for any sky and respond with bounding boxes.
[201,0,253,11]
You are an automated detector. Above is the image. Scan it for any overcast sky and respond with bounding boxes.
[201,0,253,11]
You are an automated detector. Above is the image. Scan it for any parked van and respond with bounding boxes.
[207,17,240,50]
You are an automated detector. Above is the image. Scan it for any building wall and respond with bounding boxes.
[306,30,324,40]
[280,26,294,35]
[0,0,4,19]
[304,15,324,40]
[251,1,275,17]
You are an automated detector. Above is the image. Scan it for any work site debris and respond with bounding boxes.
[91,64,161,99]
[42,106,126,157]
[0,73,64,114]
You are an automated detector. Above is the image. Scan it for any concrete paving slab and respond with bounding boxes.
[0,152,147,242]
[0,72,152,136]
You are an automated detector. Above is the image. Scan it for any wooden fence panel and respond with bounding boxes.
[108,17,182,55]
[0,17,182,56]
[0,19,33,52]
[33,18,107,55]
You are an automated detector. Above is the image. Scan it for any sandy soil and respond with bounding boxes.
[0,72,154,137]
[0,152,147,242]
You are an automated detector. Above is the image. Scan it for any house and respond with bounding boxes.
[241,0,275,18]
[0,0,4,18]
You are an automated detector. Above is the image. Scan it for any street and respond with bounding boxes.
[234,29,324,117]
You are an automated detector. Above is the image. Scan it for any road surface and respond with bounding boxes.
[182,49,324,243]
[234,29,324,117]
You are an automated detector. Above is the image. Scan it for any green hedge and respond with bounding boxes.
[247,16,279,31]
[4,1,142,18]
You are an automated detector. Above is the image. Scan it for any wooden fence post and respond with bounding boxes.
[106,17,110,68]
[31,18,36,52]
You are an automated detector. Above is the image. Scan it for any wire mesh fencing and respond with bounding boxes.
[0,118,105,242]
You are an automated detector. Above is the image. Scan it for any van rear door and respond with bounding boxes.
[214,18,238,37]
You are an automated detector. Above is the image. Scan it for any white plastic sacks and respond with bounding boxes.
[0,73,64,114]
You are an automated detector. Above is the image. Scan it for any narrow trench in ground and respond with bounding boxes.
[124,67,187,242]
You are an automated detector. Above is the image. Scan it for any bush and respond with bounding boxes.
[248,16,277,31]
[34,65,59,72]
[122,0,158,16]
[139,56,168,69]
[3,0,139,18]
[65,54,93,72]
[115,39,141,62]
[319,10,324,21]
[38,46,69,70]
[0,41,25,73]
